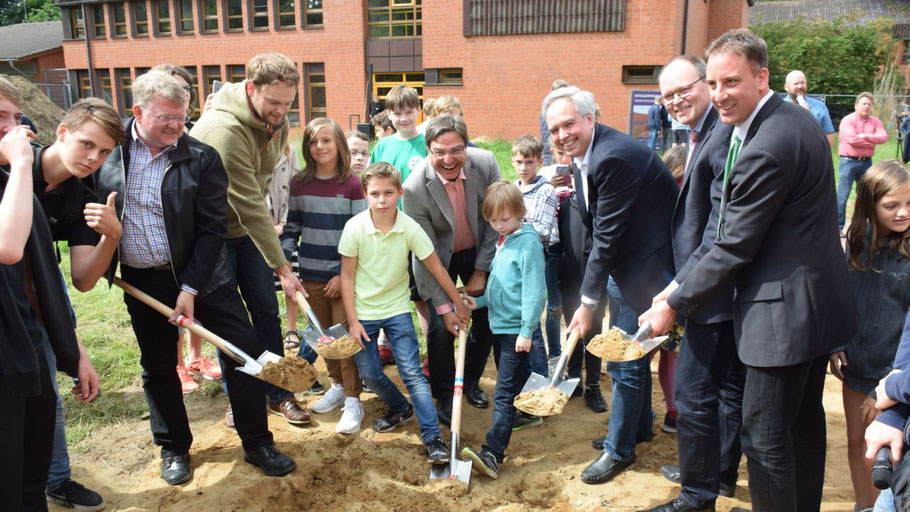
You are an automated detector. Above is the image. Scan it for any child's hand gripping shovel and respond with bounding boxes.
[113,277,316,392]
[294,291,361,359]
[430,327,472,486]
[513,328,582,417]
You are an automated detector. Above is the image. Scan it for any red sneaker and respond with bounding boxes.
[188,356,222,380]
[177,366,198,394]
[378,345,394,365]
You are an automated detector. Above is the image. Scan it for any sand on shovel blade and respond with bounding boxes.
[258,357,318,393]
[312,335,361,359]
[514,387,570,416]
[587,328,647,362]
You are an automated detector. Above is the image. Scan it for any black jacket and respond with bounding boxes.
[94,119,231,298]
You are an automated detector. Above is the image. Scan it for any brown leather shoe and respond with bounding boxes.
[269,399,311,425]
[224,405,235,429]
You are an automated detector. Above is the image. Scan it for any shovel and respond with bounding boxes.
[294,291,360,359]
[113,277,283,383]
[430,328,472,485]
[518,328,582,398]
[627,321,669,353]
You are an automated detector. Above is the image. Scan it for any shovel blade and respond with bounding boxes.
[519,372,551,394]
[555,377,580,397]
[429,464,450,480]
[326,324,350,339]
[449,459,472,485]
[255,350,283,365]
[235,361,264,379]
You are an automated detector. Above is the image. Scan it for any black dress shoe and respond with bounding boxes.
[465,384,489,409]
[581,451,635,484]
[161,454,192,485]
[638,495,715,512]
[436,397,452,427]
[593,432,652,450]
[659,464,735,497]
[584,385,608,413]
[244,444,297,476]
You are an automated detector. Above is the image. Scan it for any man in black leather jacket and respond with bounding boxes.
[93,70,297,485]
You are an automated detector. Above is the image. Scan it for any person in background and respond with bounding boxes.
[346,130,371,176]
[541,79,570,165]
[372,111,395,140]
[417,98,435,135]
[782,70,835,147]
[838,92,889,235]
[648,96,663,152]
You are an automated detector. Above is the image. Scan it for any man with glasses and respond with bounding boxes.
[94,70,297,486]
[642,55,745,512]
[403,114,500,426]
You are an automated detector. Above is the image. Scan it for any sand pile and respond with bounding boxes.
[514,387,570,416]
[3,74,64,146]
[313,334,361,359]
[259,357,317,392]
[588,328,647,362]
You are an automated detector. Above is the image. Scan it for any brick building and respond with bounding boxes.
[0,22,69,108]
[57,0,752,139]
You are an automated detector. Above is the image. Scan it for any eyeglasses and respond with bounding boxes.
[661,77,703,104]
[430,146,465,159]
[351,150,370,158]
[151,113,190,124]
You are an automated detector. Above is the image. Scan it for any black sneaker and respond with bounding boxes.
[584,385,608,413]
[426,437,450,464]
[512,411,543,431]
[372,403,414,432]
[307,380,326,395]
[460,446,500,479]
[46,478,106,511]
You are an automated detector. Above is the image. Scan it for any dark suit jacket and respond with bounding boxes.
[668,94,857,367]
[574,123,677,313]
[670,107,733,325]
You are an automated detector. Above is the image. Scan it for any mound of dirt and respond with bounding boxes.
[3,74,64,146]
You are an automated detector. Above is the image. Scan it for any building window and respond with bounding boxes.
[224,0,243,31]
[368,0,420,38]
[249,0,268,29]
[202,65,222,107]
[182,65,200,114]
[439,68,462,84]
[70,7,85,39]
[200,0,218,32]
[116,69,133,117]
[110,3,127,36]
[76,70,92,99]
[276,0,294,28]
[303,0,322,27]
[133,1,149,36]
[903,40,910,65]
[176,0,194,32]
[91,4,106,38]
[227,65,246,83]
[372,71,423,101]
[135,67,151,77]
[305,63,325,121]
[96,69,113,105]
[621,65,661,84]
[154,0,172,34]
[464,0,624,36]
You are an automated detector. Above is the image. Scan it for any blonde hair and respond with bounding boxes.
[132,70,187,109]
[361,161,401,190]
[483,180,526,220]
[432,95,463,117]
[296,117,352,185]
[62,98,124,145]
[247,52,300,89]
[0,76,21,108]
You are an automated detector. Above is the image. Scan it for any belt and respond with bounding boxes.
[124,263,171,271]
[841,156,871,162]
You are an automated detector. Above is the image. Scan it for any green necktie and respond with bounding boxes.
[716,133,742,239]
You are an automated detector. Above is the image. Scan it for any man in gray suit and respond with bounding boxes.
[403,114,500,425]
[641,29,856,511]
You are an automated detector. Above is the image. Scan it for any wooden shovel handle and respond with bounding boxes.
[113,277,240,362]
[563,328,582,356]
[450,328,469,438]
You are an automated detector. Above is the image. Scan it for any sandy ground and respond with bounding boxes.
[51,351,858,512]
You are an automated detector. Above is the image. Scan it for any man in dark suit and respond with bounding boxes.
[641,29,857,511]
[543,86,678,485]
[642,55,746,512]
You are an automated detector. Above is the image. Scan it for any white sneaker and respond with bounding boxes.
[336,397,364,434]
[311,383,345,413]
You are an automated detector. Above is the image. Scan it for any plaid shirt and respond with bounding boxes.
[120,126,174,270]
[516,175,558,245]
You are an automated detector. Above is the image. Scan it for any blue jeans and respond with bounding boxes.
[44,340,70,487]
[528,324,548,377]
[837,157,873,230]
[353,313,440,444]
[222,235,292,404]
[544,243,563,358]
[484,333,531,462]
[875,488,896,512]
[648,129,660,151]
[602,278,654,461]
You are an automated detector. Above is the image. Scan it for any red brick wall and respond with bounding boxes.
[32,49,66,82]
[707,0,750,44]
[61,0,366,125]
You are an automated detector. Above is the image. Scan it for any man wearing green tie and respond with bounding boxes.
[640,29,855,511]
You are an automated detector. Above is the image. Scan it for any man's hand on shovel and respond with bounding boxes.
[639,299,677,336]
[276,262,307,300]
[169,290,195,326]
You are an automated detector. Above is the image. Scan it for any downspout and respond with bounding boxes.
[2,58,32,79]
[82,3,95,96]
[681,0,690,55]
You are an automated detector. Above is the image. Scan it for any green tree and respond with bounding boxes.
[0,0,60,26]
[752,13,901,94]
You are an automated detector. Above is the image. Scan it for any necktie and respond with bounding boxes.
[685,129,700,169]
[716,133,742,239]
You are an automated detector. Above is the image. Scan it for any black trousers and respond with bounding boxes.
[426,247,493,401]
[0,351,56,512]
[740,355,828,512]
[121,265,273,457]
[675,319,745,506]
[560,289,604,388]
